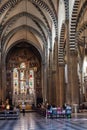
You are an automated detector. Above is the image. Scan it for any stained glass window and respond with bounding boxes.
[20,81,25,93]
[29,70,34,94]
[20,62,26,68]
[20,70,25,80]
[20,63,26,93]
[13,62,35,105]
[13,68,18,94]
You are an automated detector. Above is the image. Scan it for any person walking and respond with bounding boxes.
[22,102,26,116]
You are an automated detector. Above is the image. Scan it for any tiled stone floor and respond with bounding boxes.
[0,112,87,130]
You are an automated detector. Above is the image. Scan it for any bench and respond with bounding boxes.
[46,108,72,119]
[0,110,20,119]
[0,111,6,119]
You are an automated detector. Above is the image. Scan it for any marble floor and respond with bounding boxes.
[0,112,87,130]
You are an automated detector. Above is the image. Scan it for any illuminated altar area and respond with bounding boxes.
[13,64,35,106]
[6,43,42,109]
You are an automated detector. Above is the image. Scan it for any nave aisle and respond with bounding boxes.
[0,112,87,130]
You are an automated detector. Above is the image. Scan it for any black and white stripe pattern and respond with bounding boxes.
[59,24,65,65]
[70,0,80,51]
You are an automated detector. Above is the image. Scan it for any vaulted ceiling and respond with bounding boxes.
[0,0,58,53]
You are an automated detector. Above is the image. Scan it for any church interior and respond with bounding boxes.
[0,0,87,111]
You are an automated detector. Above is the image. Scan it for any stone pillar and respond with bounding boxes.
[65,19,79,110]
[55,37,60,106]
[52,71,56,105]
[59,64,65,107]
[52,37,60,106]
[79,58,84,104]
[69,51,79,105]
[41,62,44,103]
[52,42,56,106]
[1,51,6,102]
[42,47,48,104]
[0,39,2,103]
[80,70,84,103]
[42,61,47,104]
[65,20,72,105]
[48,49,53,105]
[8,70,13,105]
[55,68,60,106]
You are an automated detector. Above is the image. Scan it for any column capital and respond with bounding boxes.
[49,48,52,52]
[55,36,58,41]
[65,19,69,25]
[59,63,65,67]
[70,50,78,56]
